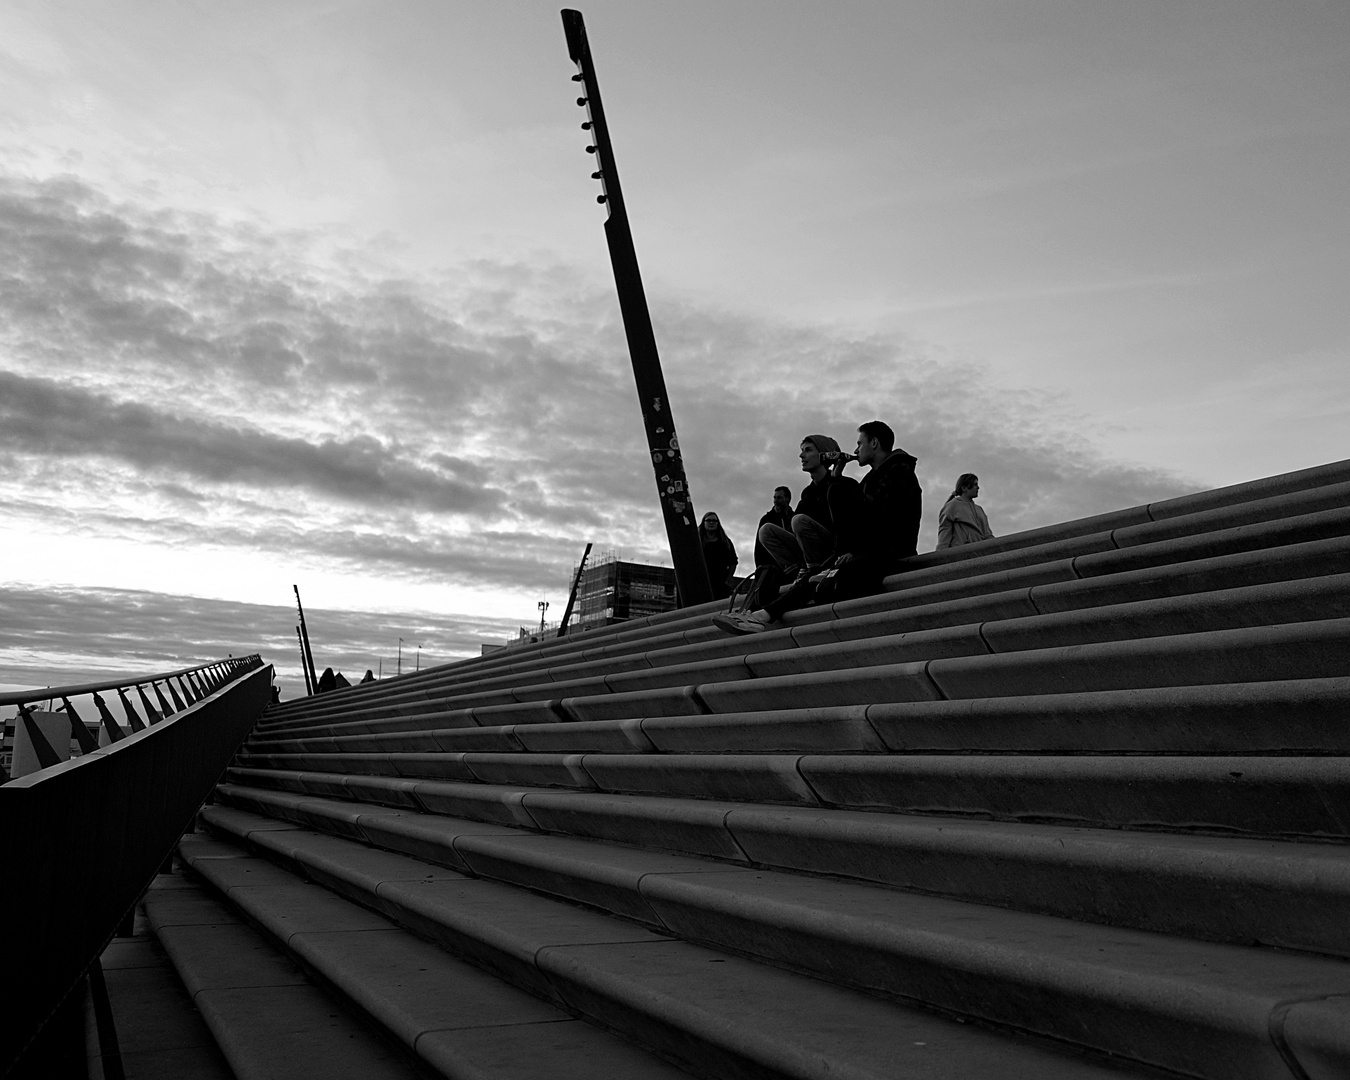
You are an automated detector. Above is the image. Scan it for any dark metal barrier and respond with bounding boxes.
[0,657,272,1078]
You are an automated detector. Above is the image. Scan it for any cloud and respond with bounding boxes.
[0,582,524,702]
[0,169,1198,604]
[0,369,507,514]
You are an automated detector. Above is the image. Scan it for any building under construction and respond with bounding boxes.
[572,552,678,631]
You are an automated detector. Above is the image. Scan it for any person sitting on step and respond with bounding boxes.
[754,485,795,567]
[714,421,920,634]
[713,433,866,634]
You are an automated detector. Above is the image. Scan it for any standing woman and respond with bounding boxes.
[699,512,739,600]
[937,473,995,549]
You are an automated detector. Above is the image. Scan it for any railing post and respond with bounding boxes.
[166,680,186,712]
[92,694,125,743]
[61,697,99,755]
[136,685,163,725]
[152,682,175,717]
[17,705,62,770]
[116,688,146,733]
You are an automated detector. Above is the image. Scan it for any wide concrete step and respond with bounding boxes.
[554,619,1350,722]
[198,802,1350,1080]
[247,615,1350,744]
[256,677,1350,757]
[204,787,1350,958]
[227,733,1350,837]
[142,868,427,1080]
[260,480,1350,731]
[252,601,1350,743]
[254,536,1350,738]
[259,465,1348,723]
[181,822,1144,1080]
[895,459,1350,579]
[880,478,1350,594]
[244,678,1350,758]
[155,834,696,1079]
[286,511,1350,727]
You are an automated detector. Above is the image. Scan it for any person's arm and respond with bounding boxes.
[936,501,955,549]
[825,478,866,561]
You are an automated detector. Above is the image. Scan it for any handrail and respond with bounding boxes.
[0,656,250,708]
[0,657,273,1078]
[3,656,260,780]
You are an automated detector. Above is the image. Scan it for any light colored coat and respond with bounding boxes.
[937,496,994,549]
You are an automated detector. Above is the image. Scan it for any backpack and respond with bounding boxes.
[728,563,786,613]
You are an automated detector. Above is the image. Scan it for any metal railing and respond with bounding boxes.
[0,654,272,1078]
[1,658,256,780]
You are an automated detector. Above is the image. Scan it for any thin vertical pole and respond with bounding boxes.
[296,626,314,696]
[557,542,593,636]
[561,10,713,607]
[293,585,319,693]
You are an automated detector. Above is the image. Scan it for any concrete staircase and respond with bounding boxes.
[163,460,1350,1079]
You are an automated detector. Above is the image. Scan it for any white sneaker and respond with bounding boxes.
[712,611,769,635]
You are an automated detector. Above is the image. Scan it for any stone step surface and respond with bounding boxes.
[197,802,1350,1080]
[96,893,234,1080]
[179,825,1150,1080]
[244,678,1350,757]
[251,615,1350,739]
[228,459,1350,1080]
[142,872,427,1080]
[258,478,1350,732]
[228,749,1350,837]
[206,787,1350,956]
[148,838,696,1080]
[257,546,1350,720]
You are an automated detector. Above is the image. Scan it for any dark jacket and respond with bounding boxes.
[796,473,865,559]
[754,506,794,565]
[858,449,922,561]
[700,535,738,599]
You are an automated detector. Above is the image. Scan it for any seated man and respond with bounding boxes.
[830,420,922,597]
[754,485,795,567]
[751,434,862,578]
[714,421,918,633]
[715,434,865,633]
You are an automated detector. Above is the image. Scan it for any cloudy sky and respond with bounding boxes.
[1,0,1346,697]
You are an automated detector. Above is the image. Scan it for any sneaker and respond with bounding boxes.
[712,611,769,635]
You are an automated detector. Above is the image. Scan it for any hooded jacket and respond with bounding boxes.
[859,449,922,561]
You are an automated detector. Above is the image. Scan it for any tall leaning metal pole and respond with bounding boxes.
[293,585,319,694]
[561,9,713,608]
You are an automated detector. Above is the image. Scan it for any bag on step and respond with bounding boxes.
[729,564,785,613]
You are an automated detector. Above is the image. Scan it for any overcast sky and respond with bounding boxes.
[1,0,1346,697]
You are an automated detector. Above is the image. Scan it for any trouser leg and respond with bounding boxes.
[757,523,804,571]
[791,515,835,567]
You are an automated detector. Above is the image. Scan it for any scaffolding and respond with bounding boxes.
[573,551,677,630]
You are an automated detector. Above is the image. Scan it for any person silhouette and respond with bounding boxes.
[937,473,995,548]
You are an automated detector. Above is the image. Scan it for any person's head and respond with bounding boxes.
[800,434,839,475]
[772,485,791,512]
[949,473,980,500]
[700,511,724,537]
[854,421,895,467]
